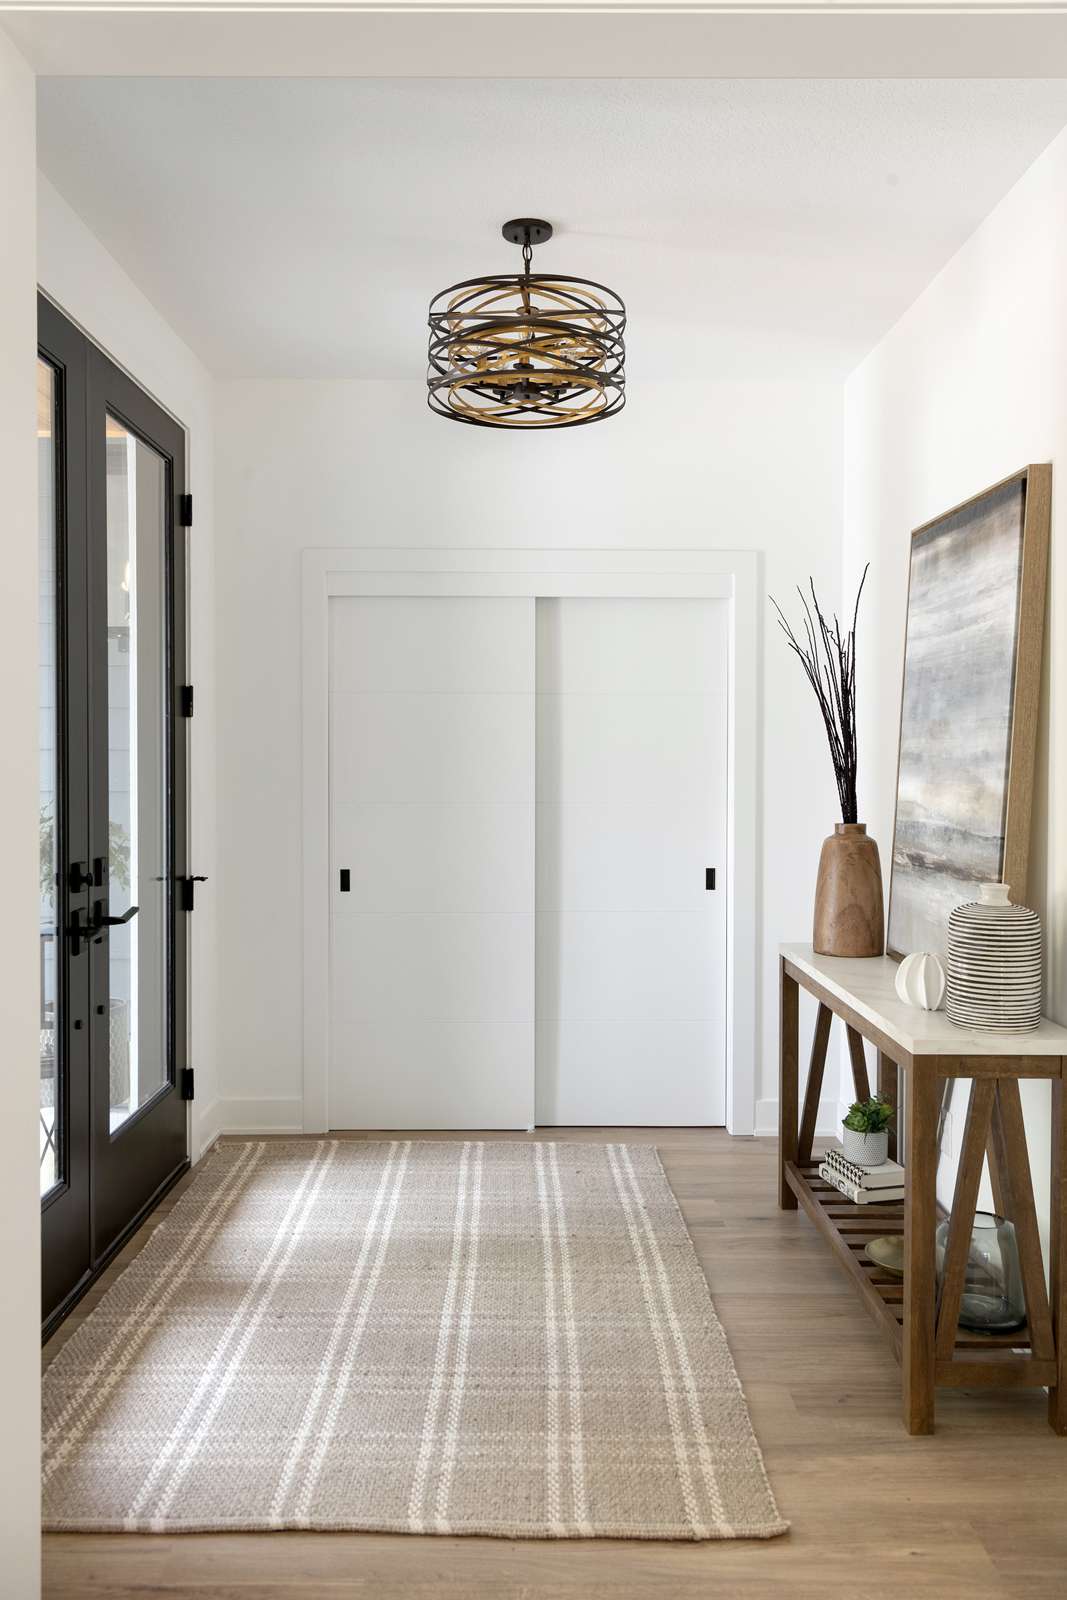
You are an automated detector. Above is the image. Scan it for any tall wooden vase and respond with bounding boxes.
[813,822,884,957]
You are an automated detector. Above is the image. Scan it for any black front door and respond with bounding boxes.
[40,296,190,1333]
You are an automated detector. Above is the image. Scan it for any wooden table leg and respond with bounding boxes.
[878,1051,899,1162]
[903,1066,940,1435]
[798,1003,833,1166]
[989,1079,1054,1363]
[935,1079,994,1359]
[846,1026,871,1102]
[1050,1074,1066,1434]
[779,959,799,1210]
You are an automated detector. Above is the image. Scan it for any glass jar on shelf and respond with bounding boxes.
[935,1210,1026,1333]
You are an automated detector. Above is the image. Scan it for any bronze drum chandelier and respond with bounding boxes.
[427,219,626,429]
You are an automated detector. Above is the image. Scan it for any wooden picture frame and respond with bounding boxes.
[886,464,1050,961]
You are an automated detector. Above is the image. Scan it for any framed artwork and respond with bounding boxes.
[886,465,1051,960]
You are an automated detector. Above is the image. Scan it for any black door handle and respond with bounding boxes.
[91,902,139,941]
[179,875,208,911]
[67,907,88,958]
[68,860,94,893]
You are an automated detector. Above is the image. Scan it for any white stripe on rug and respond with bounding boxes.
[291,1138,413,1525]
[548,1141,592,1536]
[534,1142,565,1535]
[126,1141,337,1529]
[617,1142,731,1535]
[269,1138,406,1525]
[407,1140,471,1533]
[42,1140,265,1481]
[605,1142,709,1539]
[433,1139,484,1532]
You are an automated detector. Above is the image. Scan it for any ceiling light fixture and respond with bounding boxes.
[427,219,626,429]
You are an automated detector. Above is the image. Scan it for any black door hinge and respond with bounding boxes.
[180,1067,195,1101]
[179,684,194,717]
[179,492,193,527]
[179,874,208,911]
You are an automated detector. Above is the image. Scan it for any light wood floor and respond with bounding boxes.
[43,1129,1067,1600]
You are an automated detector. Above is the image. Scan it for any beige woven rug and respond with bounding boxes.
[42,1140,786,1540]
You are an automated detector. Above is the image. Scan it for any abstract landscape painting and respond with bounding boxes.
[887,477,1028,959]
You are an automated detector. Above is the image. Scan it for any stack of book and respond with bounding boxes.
[818,1146,906,1204]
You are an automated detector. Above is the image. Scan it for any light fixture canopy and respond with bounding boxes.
[427,218,626,429]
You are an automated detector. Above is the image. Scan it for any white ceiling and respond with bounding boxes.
[37,76,1067,382]
[14,8,1067,82]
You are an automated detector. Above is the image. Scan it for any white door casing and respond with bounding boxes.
[302,550,758,1136]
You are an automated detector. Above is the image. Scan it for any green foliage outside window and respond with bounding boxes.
[39,805,131,900]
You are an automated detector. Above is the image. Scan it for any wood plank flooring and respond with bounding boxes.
[43,1129,1067,1599]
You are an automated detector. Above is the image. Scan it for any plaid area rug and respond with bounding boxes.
[42,1139,787,1540]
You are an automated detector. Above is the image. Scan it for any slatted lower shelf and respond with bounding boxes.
[785,1160,1048,1378]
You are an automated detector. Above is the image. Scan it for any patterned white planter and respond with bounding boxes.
[946,882,1043,1034]
[840,1127,888,1168]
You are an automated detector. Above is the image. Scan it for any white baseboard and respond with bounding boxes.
[211,1096,848,1142]
[754,1096,848,1140]
[191,1097,222,1163]
[212,1097,306,1135]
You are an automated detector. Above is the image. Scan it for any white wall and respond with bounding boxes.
[844,124,1067,1231]
[37,176,220,1159]
[0,26,41,1598]
[215,378,843,1135]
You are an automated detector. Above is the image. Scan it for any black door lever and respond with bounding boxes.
[91,902,139,941]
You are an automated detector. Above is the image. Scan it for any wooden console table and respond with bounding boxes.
[779,942,1066,1435]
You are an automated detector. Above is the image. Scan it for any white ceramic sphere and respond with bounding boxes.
[894,951,946,1011]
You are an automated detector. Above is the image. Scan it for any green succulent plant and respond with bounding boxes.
[842,1094,895,1134]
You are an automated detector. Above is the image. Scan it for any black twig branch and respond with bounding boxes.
[770,565,869,825]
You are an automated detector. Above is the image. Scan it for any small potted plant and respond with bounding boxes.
[841,1094,894,1167]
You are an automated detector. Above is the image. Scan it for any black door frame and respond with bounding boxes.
[87,343,190,1260]
[39,299,92,1324]
[40,294,191,1337]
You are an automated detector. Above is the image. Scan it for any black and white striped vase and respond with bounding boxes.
[945,882,1043,1033]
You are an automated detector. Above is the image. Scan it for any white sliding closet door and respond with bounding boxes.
[535,599,728,1126]
[328,596,535,1129]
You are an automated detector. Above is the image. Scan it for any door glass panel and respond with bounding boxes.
[106,417,169,1129]
[39,360,61,1195]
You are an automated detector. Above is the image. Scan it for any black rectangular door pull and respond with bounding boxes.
[179,874,208,911]
[706,868,716,891]
[339,869,351,892]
